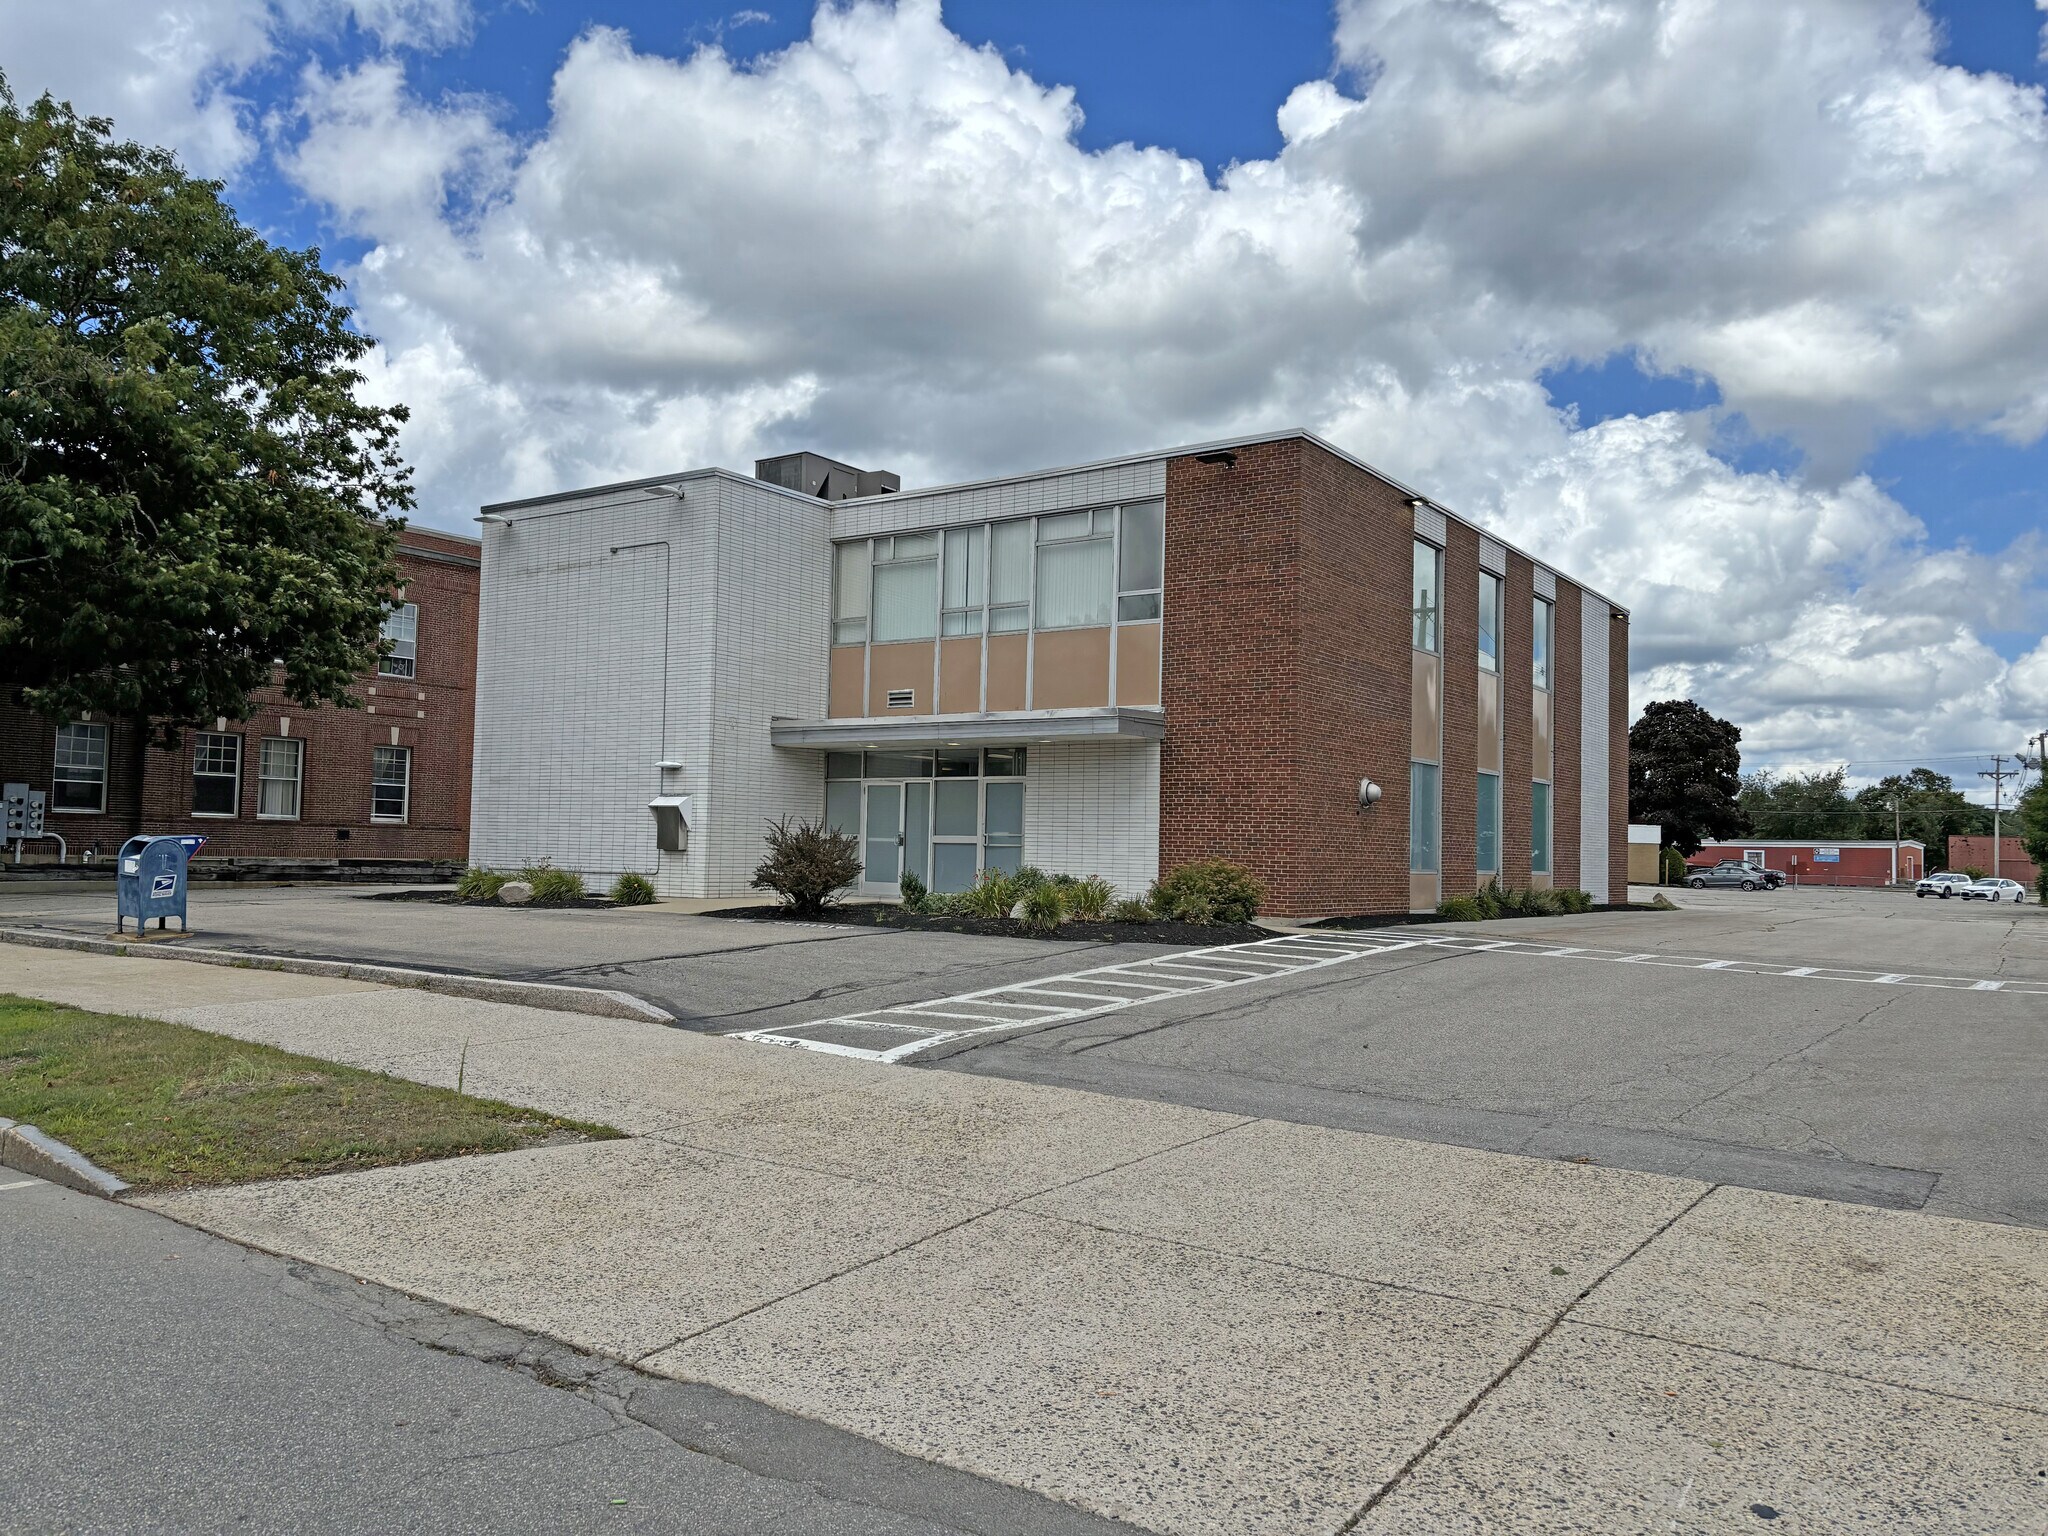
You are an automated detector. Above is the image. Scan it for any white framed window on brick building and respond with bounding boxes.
[379,602,418,679]
[1532,595,1553,691]
[192,733,242,817]
[371,745,411,823]
[52,722,108,813]
[1478,573,1502,673]
[1412,539,1442,653]
[257,737,304,820]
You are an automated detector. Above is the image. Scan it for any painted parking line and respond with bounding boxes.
[0,1178,43,1192]
[728,931,1425,1062]
[731,926,2048,1065]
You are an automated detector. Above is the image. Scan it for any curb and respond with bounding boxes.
[0,1118,131,1198]
[0,927,675,1026]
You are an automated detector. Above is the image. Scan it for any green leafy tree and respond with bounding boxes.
[1738,768,1863,840]
[1850,768,1994,869]
[0,87,409,742]
[2015,779,2048,899]
[1627,699,1747,855]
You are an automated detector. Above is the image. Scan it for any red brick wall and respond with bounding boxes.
[0,710,149,860]
[1947,836,2039,885]
[1501,555,1536,883]
[1441,524,1480,886]
[1552,581,1582,891]
[2,536,477,867]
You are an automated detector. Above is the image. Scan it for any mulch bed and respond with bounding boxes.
[358,890,618,910]
[704,904,1268,945]
[1312,901,1666,930]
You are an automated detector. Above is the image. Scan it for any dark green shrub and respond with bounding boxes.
[1149,859,1264,924]
[609,872,656,906]
[1008,866,1051,895]
[750,817,862,916]
[898,871,935,914]
[2037,870,2048,904]
[1962,865,1988,881]
[1437,895,1485,922]
[1555,887,1594,914]
[518,863,586,905]
[1065,876,1116,920]
[455,867,507,902]
[1018,883,1066,932]
[1108,897,1154,923]
[1659,846,1686,885]
[958,869,1018,921]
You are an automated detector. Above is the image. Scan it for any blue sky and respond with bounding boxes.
[13,0,2048,777]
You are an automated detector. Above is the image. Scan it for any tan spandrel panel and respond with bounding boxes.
[1529,870,1552,891]
[1410,870,1440,913]
[867,641,936,716]
[985,633,1028,712]
[828,648,865,719]
[938,638,983,714]
[1532,687,1553,782]
[1032,628,1111,710]
[1115,622,1161,708]
[1477,671,1502,774]
[1411,651,1442,764]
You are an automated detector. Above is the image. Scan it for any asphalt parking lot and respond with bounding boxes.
[3,879,2043,1227]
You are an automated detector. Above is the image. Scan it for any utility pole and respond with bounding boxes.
[1980,756,2020,880]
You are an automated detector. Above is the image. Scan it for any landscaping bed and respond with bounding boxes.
[359,889,616,910]
[0,995,621,1191]
[1313,899,1671,930]
[704,903,1269,945]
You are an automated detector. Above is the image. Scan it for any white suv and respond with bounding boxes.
[1915,872,1974,899]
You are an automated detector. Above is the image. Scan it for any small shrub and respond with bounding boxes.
[898,870,935,914]
[1018,882,1066,932]
[1962,865,1988,881]
[518,863,586,905]
[1555,887,1594,914]
[1437,895,1485,922]
[1659,846,1686,885]
[1065,876,1116,920]
[610,872,656,906]
[2037,870,2048,904]
[1149,858,1264,924]
[958,869,1018,921]
[1108,897,1154,923]
[750,817,862,916]
[1009,865,1052,895]
[455,867,507,902]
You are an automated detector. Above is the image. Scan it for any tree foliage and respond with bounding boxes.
[1627,699,1747,855]
[2015,779,2048,897]
[1850,768,1992,868]
[0,86,410,742]
[1738,768,1861,841]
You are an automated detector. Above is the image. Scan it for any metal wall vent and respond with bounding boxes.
[886,689,915,709]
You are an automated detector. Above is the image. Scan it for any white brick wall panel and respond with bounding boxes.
[1579,596,1611,904]
[1023,741,1160,897]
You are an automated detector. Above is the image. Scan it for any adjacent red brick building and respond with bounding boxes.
[1,530,478,875]
[1688,839,1923,887]
[1947,835,2039,886]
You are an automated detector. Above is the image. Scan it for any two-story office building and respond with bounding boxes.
[468,431,1628,916]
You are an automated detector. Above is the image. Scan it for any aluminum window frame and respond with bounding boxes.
[51,722,109,814]
[1412,540,1442,654]
[191,732,243,819]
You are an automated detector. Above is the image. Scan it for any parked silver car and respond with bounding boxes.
[1915,872,1973,899]
[1687,862,1764,890]
[1959,878,2028,903]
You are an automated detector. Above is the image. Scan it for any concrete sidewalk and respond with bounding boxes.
[6,946,2045,1534]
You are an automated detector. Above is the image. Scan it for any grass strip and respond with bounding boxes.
[0,994,621,1191]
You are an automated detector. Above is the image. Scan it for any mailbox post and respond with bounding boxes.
[116,835,206,933]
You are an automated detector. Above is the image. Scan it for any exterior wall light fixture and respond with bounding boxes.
[1358,778,1383,812]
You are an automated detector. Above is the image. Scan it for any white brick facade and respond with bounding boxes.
[1023,740,1161,898]
[1579,596,1611,904]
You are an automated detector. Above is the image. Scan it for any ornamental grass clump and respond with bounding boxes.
[455,867,507,902]
[609,872,656,906]
[518,863,585,905]
[1018,882,1066,933]
[1064,876,1117,921]
[750,817,862,916]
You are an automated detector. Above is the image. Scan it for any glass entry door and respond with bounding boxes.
[863,783,902,891]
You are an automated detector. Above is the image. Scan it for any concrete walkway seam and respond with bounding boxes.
[0,1120,131,1199]
[0,926,674,1025]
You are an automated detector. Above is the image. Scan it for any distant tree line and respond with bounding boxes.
[1627,699,2003,870]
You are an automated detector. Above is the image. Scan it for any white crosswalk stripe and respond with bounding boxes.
[730,926,2048,1064]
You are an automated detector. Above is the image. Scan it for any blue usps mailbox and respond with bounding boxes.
[117,835,206,933]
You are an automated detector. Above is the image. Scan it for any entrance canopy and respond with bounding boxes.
[769,706,1164,751]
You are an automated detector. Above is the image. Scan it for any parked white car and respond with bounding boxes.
[1915,872,1974,899]
[1959,878,2028,903]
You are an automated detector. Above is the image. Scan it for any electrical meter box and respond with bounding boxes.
[116,835,206,933]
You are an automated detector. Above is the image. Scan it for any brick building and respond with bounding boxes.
[1,529,478,874]
[1688,839,1924,887]
[1947,835,2039,886]
[470,431,1629,916]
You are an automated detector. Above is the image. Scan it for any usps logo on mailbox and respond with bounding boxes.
[151,872,179,898]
